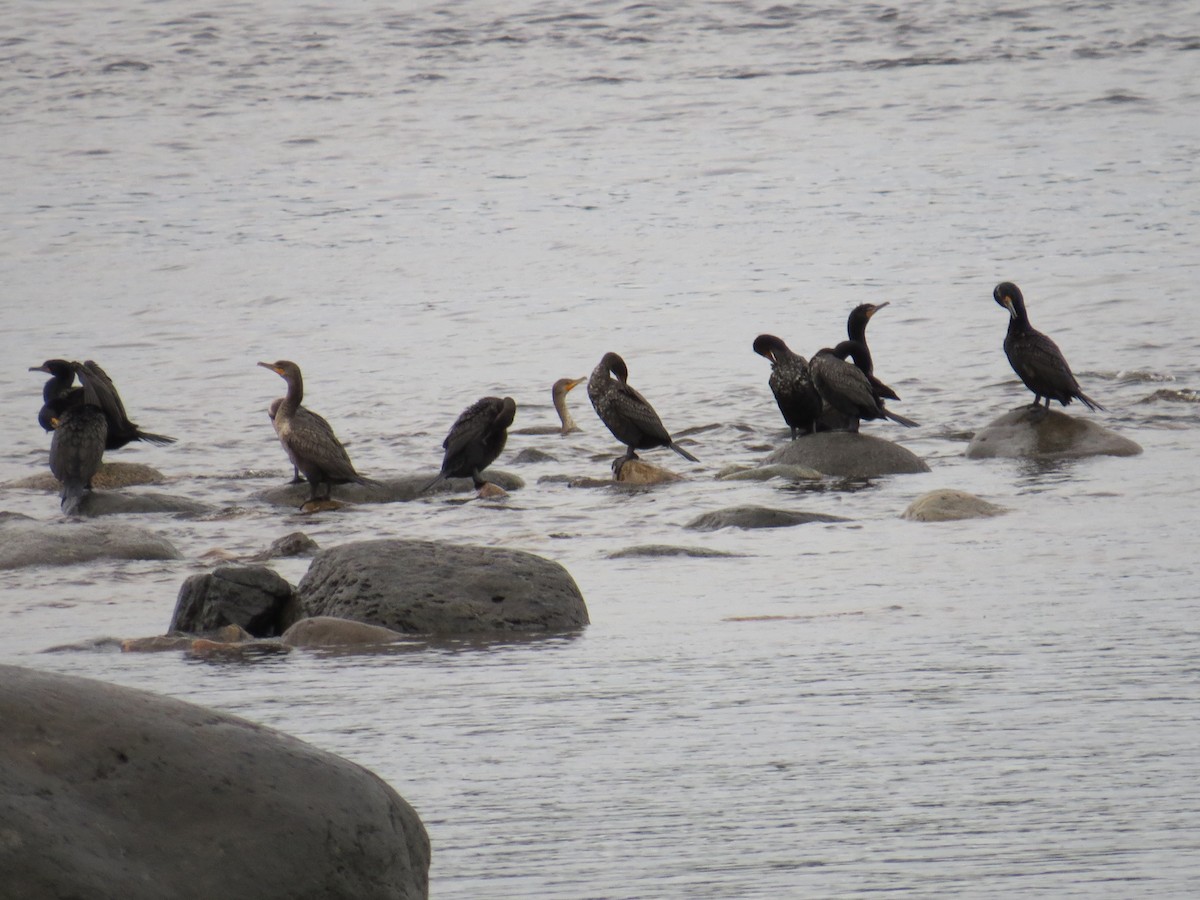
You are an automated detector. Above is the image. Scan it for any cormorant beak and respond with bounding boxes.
[48,417,61,430]
[998,295,1017,319]
[256,361,280,374]
[29,364,50,373]
[867,301,890,318]
[566,378,585,392]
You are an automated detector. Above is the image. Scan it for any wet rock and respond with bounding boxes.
[477,482,509,499]
[615,458,683,484]
[0,664,429,899]
[0,515,180,570]
[902,489,1008,522]
[122,625,254,654]
[765,432,929,477]
[607,544,743,559]
[186,638,291,661]
[258,471,524,507]
[74,491,212,517]
[169,566,296,638]
[282,616,411,649]
[297,539,589,635]
[250,531,320,561]
[716,463,823,482]
[965,407,1143,460]
[511,447,557,463]
[4,461,166,491]
[685,505,848,531]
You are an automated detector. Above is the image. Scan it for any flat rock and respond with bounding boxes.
[169,566,297,638]
[297,539,589,635]
[765,432,929,477]
[0,665,429,899]
[0,515,180,570]
[685,505,848,531]
[607,544,743,559]
[4,461,167,491]
[902,489,1008,522]
[716,463,823,482]
[282,616,412,649]
[74,491,212,517]
[965,407,1143,460]
[258,471,524,507]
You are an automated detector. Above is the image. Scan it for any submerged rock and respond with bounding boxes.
[169,566,297,638]
[685,505,848,531]
[765,432,929,477]
[0,515,180,570]
[258,471,524,507]
[902,489,1008,522]
[250,531,320,561]
[297,539,589,635]
[965,407,1143,460]
[282,616,412,649]
[716,463,823,482]
[0,664,429,899]
[607,544,743,559]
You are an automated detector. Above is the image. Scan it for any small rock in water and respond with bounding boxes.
[301,498,347,514]
[478,482,509,499]
[902,489,1008,522]
[685,505,848,531]
[251,531,320,561]
[614,458,683,484]
[282,616,412,649]
[765,432,929,477]
[966,407,1143,460]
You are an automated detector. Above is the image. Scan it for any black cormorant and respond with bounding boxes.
[258,360,373,503]
[752,334,822,438]
[846,302,901,402]
[810,341,918,432]
[513,377,585,435]
[587,351,699,471]
[30,359,176,449]
[993,282,1102,411]
[423,396,517,493]
[48,404,108,516]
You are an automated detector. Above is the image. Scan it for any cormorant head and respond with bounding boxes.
[850,302,889,323]
[599,352,628,382]
[993,282,1025,320]
[752,334,787,363]
[258,360,301,381]
[552,377,585,400]
[497,397,517,429]
[29,359,76,379]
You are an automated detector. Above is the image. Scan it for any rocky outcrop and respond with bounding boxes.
[258,471,524,507]
[297,540,589,635]
[765,432,929,477]
[902,489,1008,522]
[0,513,180,570]
[0,665,429,900]
[965,407,1143,460]
[685,505,848,531]
[169,566,297,637]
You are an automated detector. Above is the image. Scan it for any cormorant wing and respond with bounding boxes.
[74,360,134,431]
[443,397,506,456]
[610,381,672,443]
[288,406,360,480]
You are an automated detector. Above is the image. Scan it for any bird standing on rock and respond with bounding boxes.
[31,359,176,449]
[422,396,517,495]
[993,282,1102,412]
[587,351,698,475]
[809,341,918,432]
[752,334,822,438]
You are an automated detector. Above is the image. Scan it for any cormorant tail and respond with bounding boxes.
[60,482,90,517]
[137,430,177,446]
[1077,392,1103,412]
[883,409,919,428]
[670,442,699,462]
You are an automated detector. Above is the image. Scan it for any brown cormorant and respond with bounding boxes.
[752,334,822,438]
[993,282,1102,411]
[810,341,918,432]
[513,377,585,435]
[423,396,517,493]
[30,359,176,449]
[846,302,901,402]
[258,360,373,503]
[587,351,699,471]
[267,397,304,484]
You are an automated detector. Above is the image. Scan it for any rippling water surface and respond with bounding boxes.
[3,1,1200,896]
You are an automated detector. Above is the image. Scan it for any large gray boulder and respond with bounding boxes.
[965,407,1143,460]
[169,566,297,637]
[0,664,429,900]
[765,432,929,477]
[297,540,589,635]
[0,513,180,570]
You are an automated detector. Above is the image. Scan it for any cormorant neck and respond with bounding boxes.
[280,370,303,415]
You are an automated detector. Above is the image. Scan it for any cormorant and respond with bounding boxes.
[809,341,918,432]
[258,360,373,503]
[752,334,822,438]
[267,397,304,484]
[423,396,517,493]
[29,359,176,449]
[48,404,108,516]
[846,302,901,402]
[587,351,699,471]
[513,377,585,435]
[993,282,1102,411]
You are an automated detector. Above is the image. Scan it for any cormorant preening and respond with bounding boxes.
[752,334,822,438]
[809,341,918,432]
[513,377,585,435]
[993,282,1102,411]
[29,359,176,450]
[846,302,901,403]
[48,405,108,516]
[258,360,373,503]
[587,351,699,472]
[423,396,517,493]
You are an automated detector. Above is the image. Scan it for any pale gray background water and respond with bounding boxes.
[2,1,1200,896]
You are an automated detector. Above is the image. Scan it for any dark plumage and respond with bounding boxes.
[258,360,373,503]
[752,334,822,438]
[809,341,918,432]
[29,359,176,450]
[424,396,517,492]
[512,377,585,435]
[846,302,901,403]
[48,404,108,516]
[993,282,1102,411]
[587,351,699,470]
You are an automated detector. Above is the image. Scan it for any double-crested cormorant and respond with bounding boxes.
[48,405,108,516]
[587,351,699,471]
[29,359,176,449]
[267,397,304,484]
[423,396,517,493]
[993,282,1102,411]
[846,302,901,402]
[513,377,585,435]
[809,341,918,432]
[752,334,822,438]
[258,360,373,503]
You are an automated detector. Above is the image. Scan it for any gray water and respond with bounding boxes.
[3,1,1200,895]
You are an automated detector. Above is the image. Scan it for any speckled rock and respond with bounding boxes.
[169,566,297,638]
[297,539,589,635]
[902,489,1008,522]
[685,506,848,531]
[965,407,1143,460]
[4,461,167,491]
[0,514,180,570]
[765,432,929,477]
[0,664,429,900]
